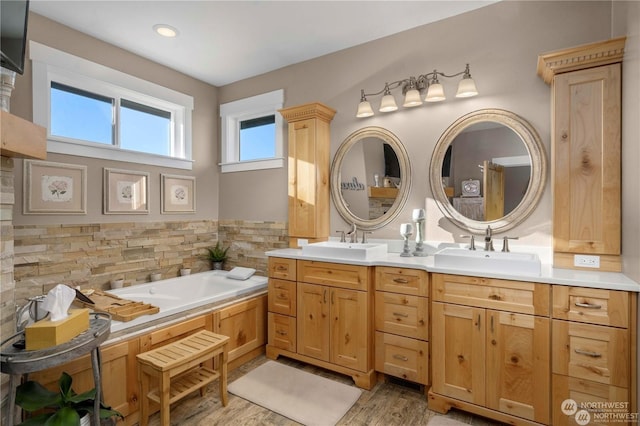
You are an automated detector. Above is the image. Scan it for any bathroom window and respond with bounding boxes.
[30,41,193,170]
[220,89,284,173]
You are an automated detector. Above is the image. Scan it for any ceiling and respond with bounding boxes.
[30,1,496,87]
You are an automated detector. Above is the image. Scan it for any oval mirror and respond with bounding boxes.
[429,109,546,233]
[331,126,411,230]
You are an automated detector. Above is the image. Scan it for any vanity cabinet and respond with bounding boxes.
[267,257,375,389]
[279,102,336,248]
[429,274,551,424]
[537,37,625,272]
[374,267,429,385]
[551,286,636,425]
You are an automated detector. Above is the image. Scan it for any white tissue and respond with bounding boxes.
[41,284,76,322]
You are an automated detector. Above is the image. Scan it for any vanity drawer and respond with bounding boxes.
[552,286,629,328]
[268,279,296,316]
[552,320,628,388]
[375,331,428,385]
[552,375,629,426]
[268,313,296,352]
[298,260,370,291]
[375,267,429,297]
[268,257,297,281]
[375,291,428,340]
[432,273,550,316]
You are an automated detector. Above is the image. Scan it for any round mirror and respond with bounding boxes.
[430,109,546,233]
[331,126,411,230]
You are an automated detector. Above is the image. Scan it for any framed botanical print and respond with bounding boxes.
[23,160,87,214]
[161,174,195,214]
[103,168,149,214]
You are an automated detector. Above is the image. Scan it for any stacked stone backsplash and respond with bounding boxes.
[12,219,289,306]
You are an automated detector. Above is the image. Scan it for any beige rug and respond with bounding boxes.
[228,361,362,426]
[427,415,469,426]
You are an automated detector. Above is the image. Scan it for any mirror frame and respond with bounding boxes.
[331,126,412,230]
[429,108,547,234]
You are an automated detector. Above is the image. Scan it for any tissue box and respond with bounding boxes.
[25,309,90,350]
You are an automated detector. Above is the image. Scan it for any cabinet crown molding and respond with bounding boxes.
[279,102,336,123]
[536,36,626,84]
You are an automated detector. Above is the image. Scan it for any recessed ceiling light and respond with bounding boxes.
[153,24,179,38]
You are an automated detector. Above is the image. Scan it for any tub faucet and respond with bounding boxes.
[484,225,494,251]
[347,223,357,243]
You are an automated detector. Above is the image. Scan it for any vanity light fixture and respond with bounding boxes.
[153,24,179,38]
[356,64,478,118]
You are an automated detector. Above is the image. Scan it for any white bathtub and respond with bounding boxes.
[107,270,267,333]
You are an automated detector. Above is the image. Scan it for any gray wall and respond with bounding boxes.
[218,0,626,252]
[10,13,220,225]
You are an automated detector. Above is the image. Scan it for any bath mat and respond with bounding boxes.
[427,415,469,426]
[228,360,362,426]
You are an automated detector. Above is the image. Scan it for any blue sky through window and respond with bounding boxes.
[121,101,171,156]
[51,84,113,144]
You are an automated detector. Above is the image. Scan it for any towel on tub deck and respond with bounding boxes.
[227,267,256,280]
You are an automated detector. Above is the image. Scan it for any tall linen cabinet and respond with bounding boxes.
[279,102,336,248]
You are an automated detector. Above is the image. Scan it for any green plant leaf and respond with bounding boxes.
[45,406,80,426]
[66,388,96,404]
[15,381,60,411]
[58,372,73,399]
[17,413,55,426]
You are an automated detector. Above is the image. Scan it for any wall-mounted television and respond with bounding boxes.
[1,0,29,75]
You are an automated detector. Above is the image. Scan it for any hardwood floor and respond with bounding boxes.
[142,354,503,426]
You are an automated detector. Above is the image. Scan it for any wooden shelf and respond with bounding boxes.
[1,111,47,159]
[368,186,398,198]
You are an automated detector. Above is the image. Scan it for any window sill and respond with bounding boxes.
[219,157,284,173]
[48,140,193,170]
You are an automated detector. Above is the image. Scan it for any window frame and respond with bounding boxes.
[30,41,194,170]
[219,89,284,173]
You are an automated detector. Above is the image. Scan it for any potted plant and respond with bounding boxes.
[205,241,229,270]
[15,371,123,426]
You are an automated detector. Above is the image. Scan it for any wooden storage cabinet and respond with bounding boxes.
[279,103,336,248]
[551,285,636,425]
[429,274,551,424]
[267,257,298,359]
[537,37,625,272]
[268,257,297,281]
[374,267,429,386]
[267,257,375,389]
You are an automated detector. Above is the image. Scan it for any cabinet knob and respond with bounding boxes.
[561,131,568,140]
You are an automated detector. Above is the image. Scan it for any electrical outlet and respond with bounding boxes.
[574,254,600,268]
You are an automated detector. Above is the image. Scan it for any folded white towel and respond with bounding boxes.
[227,267,256,280]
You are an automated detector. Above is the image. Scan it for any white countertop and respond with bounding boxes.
[265,247,640,292]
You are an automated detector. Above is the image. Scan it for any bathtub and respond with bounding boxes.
[106,270,267,333]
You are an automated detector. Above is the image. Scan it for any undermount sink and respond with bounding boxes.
[433,247,541,276]
[301,241,388,260]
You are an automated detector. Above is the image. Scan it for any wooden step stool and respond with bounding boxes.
[136,330,230,426]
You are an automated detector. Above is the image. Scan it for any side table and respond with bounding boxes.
[1,312,111,426]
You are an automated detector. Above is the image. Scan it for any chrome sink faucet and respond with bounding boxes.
[484,225,494,251]
[346,223,357,243]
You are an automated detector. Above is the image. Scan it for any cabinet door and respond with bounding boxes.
[288,118,318,238]
[486,310,550,423]
[330,287,368,372]
[553,64,621,256]
[297,282,329,361]
[214,295,266,363]
[431,302,486,405]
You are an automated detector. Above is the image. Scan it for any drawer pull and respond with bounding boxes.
[276,293,287,299]
[488,294,502,301]
[276,330,288,336]
[393,312,409,318]
[574,348,602,358]
[575,302,602,309]
[393,278,409,284]
[393,354,408,361]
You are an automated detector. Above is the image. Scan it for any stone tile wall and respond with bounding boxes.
[1,156,15,399]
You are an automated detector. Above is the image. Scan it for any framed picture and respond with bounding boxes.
[161,174,196,214]
[23,160,87,215]
[103,168,149,214]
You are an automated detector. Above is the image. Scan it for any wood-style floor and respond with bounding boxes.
[142,354,503,426]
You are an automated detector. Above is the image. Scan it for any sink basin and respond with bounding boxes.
[433,247,541,276]
[301,241,388,260]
